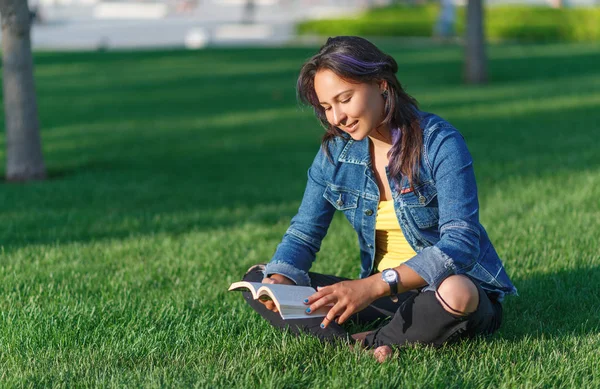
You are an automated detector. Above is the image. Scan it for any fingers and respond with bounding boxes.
[305,279,376,329]
[257,291,279,313]
[264,300,278,312]
[336,308,354,326]
[265,274,295,285]
[305,293,335,314]
[304,285,329,305]
[304,284,349,328]
[262,275,294,285]
[320,303,346,329]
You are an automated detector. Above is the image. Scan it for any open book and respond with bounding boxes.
[229,281,330,320]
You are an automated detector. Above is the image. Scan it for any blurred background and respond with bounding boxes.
[12,0,376,50]
[17,0,600,50]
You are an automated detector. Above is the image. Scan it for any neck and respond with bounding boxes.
[369,124,393,147]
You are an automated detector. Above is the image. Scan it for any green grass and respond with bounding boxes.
[298,5,600,42]
[1,42,599,387]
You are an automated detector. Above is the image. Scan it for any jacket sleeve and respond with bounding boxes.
[264,148,336,286]
[404,125,481,290]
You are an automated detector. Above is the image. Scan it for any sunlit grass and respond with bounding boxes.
[0,43,598,387]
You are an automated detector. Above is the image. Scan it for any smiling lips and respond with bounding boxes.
[345,121,358,132]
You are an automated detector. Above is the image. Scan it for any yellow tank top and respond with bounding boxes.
[374,200,417,272]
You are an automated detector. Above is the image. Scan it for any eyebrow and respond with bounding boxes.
[318,89,353,105]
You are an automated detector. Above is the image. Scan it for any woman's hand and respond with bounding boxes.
[260,274,294,313]
[305,277,384,328]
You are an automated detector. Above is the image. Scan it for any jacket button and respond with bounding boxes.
[419,195,426,205]
[336,199,344,207]
[364,209,373,216]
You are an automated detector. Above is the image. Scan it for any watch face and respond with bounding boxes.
[383,270,397,282]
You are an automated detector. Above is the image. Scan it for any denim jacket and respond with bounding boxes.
[265,111,517,301]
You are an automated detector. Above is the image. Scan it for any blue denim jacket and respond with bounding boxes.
[265,112,517,301]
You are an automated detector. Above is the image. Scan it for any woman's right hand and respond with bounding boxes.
[260,274,294,313]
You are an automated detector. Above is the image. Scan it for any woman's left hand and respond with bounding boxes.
[305,277,383,328]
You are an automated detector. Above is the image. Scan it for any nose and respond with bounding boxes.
[331,106,347,127]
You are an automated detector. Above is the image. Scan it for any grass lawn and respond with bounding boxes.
[0,41,599,387]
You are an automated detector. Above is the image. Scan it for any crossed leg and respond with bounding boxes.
[242,265,498,363]
[354,274,481,362]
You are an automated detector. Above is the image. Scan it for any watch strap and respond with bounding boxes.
[382,268,399,299]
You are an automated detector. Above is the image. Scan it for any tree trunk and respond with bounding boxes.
[0,0,46,181]
[464,0,487,84]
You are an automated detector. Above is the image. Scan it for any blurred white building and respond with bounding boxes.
[21,0,597,50]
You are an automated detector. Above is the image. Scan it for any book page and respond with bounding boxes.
[229,281,330,319]
[256,284,330,319]
[228,281,262,299]
[256,284,317,308]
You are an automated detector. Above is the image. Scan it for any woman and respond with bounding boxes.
[241,36,517,362]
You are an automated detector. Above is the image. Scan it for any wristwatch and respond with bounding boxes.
[381,268,400,302]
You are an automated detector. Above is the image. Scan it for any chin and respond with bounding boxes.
[349,132,368,141]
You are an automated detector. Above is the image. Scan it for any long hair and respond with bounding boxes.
[296,36,422,190]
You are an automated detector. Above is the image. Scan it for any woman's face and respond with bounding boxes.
[313,69,387,141]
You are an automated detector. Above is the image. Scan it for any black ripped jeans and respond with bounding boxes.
[242,264,503,349]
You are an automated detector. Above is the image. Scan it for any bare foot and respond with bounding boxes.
[351,331,393,363]
[373,345,393,363]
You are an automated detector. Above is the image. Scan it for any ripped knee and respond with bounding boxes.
[435,275,479,316]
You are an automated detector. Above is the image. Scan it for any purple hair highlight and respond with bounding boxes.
[330,54,389,76]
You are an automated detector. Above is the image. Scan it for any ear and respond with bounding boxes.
[378,80,388,93]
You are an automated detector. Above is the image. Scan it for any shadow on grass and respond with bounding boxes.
[341,265,600,347]
[502,266,600,340]
[0,43,598,254]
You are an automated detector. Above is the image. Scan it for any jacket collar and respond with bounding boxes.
[337,138,371,166]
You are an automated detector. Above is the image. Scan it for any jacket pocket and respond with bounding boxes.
[323,185,359,224]
[401,181,439,229]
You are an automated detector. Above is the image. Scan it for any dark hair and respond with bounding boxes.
[297,36,422,190]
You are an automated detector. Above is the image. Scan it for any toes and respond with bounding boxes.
[373,345,393,363]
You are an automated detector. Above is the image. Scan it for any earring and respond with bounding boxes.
[381,90,388,99]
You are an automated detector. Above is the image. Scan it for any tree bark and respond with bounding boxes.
[464,0,488,84]
[1,0,46,181]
